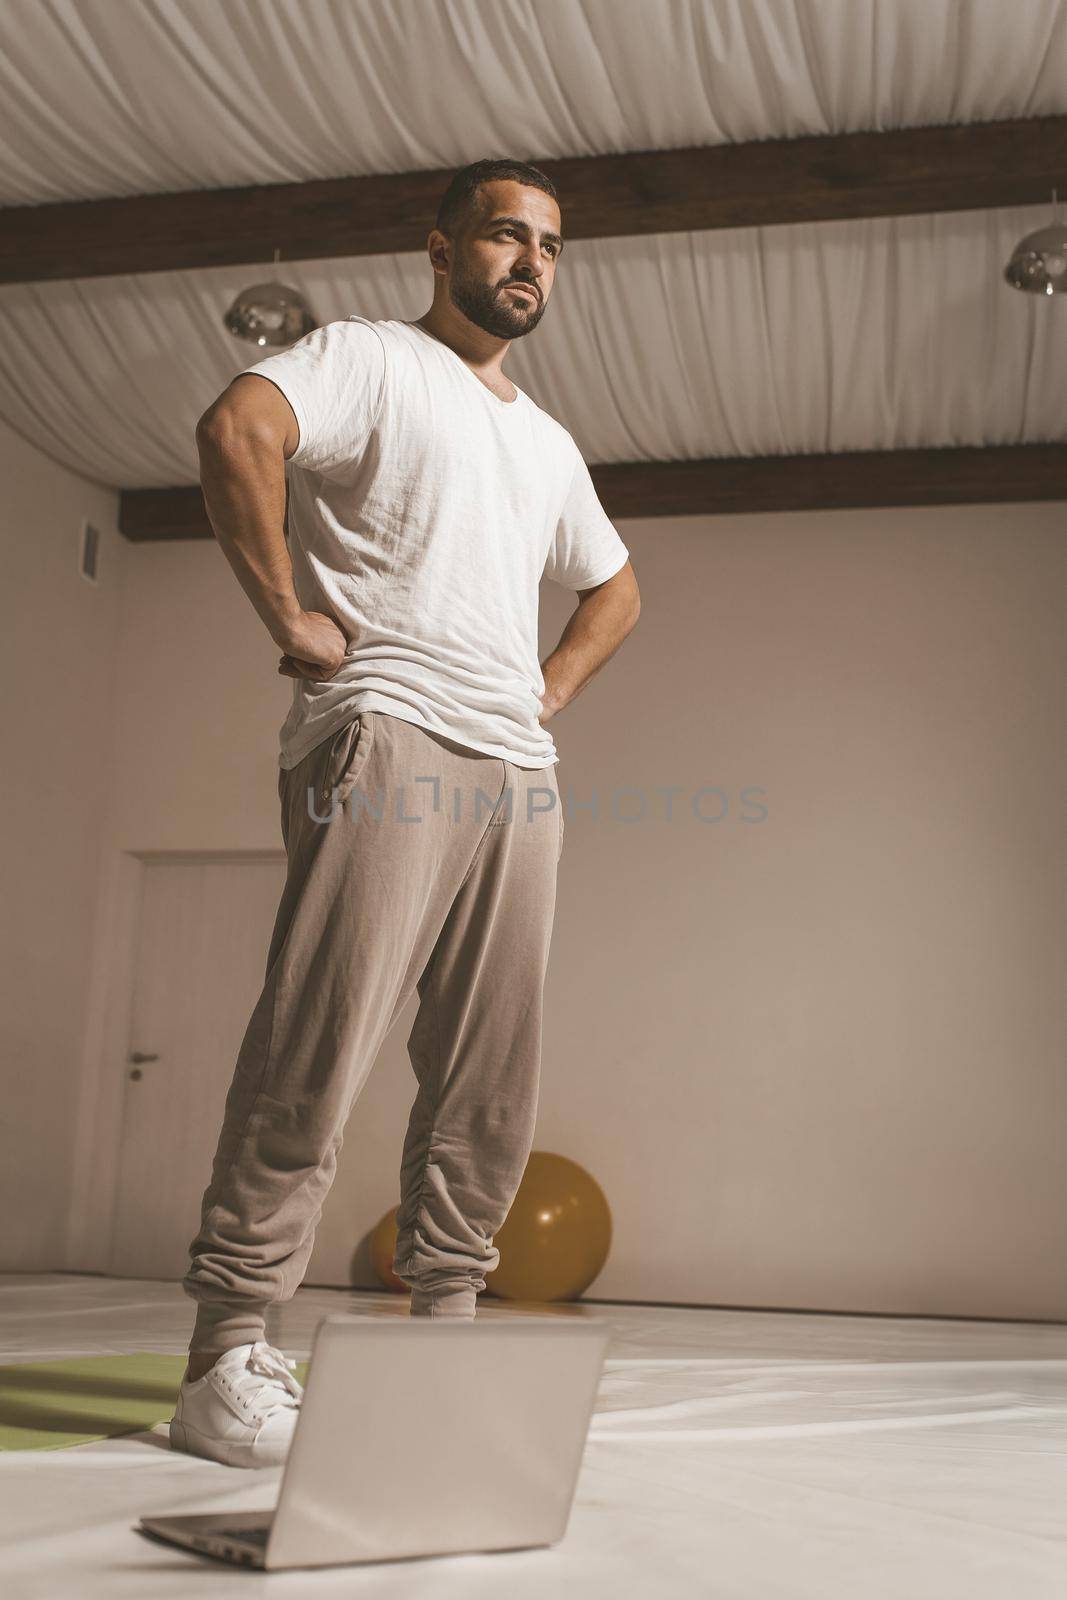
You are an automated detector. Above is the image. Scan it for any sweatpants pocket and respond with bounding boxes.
[319,712,374,806]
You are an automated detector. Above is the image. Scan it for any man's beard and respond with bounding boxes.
[449,258,545,338]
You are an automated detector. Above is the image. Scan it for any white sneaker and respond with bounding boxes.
[169,1341,304,1469]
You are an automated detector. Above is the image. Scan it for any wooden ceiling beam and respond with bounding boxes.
[118,444,1067,540]
[5,117,1065,284]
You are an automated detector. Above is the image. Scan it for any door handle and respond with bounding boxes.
[128,1051,160,1064]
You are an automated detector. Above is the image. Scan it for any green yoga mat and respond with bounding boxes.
[0,1353,309,1453]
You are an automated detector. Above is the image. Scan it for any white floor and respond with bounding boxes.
[1,1274,1065,1599]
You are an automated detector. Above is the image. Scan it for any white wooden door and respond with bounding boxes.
[107,855,287,1279]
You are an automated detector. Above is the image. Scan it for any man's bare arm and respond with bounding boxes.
[196,374,346,681]
[539,561,640,722]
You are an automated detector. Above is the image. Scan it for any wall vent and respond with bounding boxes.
[80,520,100,583]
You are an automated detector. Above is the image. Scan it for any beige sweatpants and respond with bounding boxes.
[182,709,562,1348]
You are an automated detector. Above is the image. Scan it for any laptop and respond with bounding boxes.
[138,1311,611,1571]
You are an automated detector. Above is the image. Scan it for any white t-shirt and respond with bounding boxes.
[242,316,629,770]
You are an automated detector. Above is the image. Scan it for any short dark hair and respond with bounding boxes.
[434,158,558,238]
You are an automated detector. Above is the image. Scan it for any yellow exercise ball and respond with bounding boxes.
[485,1152,611,1303]
[370,1207,408,1294]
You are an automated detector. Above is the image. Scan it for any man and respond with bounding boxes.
[170,158,640,1467]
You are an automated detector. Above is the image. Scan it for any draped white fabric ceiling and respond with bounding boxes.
[0,0,1064,491]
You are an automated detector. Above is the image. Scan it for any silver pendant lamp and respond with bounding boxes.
[1004,190,1067,296]
[224,248,318,346]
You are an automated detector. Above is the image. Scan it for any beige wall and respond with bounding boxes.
[9,477,1067,1317]
[0,419,124,1269]
[539,506,1067,1320]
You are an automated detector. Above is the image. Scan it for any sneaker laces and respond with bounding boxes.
[234,1342,303,1418]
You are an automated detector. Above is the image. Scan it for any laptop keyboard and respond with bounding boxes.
[221,1526,270,1545]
